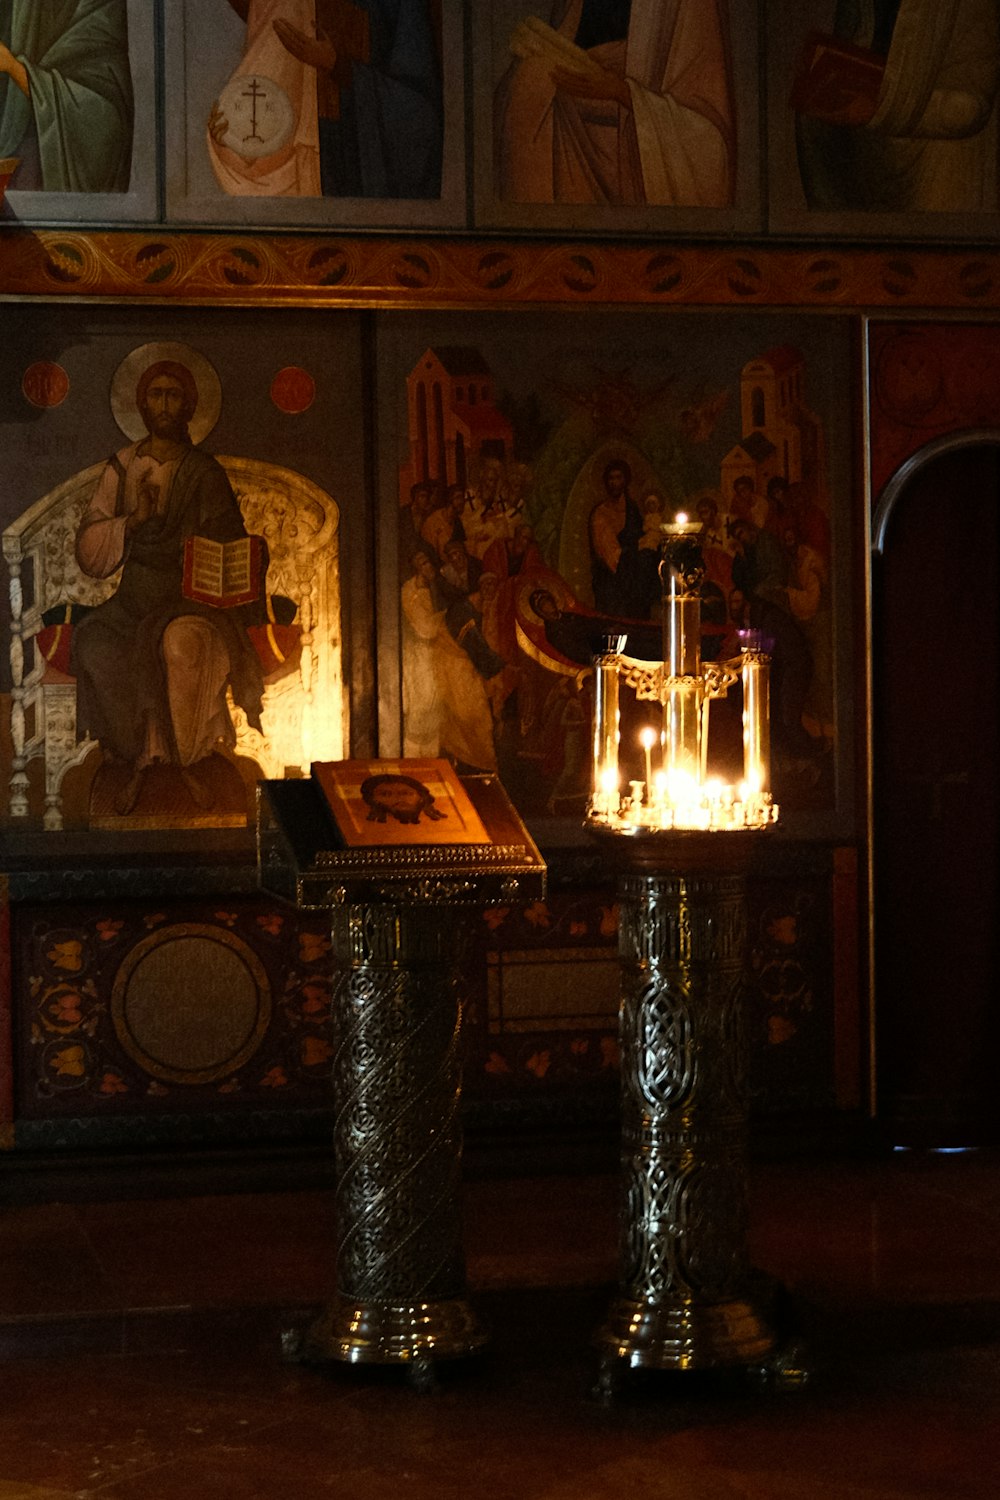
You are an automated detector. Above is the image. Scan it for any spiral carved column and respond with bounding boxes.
[296,901,488,1375]
[596,835,779,1378]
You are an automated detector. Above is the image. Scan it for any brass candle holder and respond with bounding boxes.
[588,514,778,834]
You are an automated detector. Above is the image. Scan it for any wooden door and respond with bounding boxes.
[873,445,1000,1146]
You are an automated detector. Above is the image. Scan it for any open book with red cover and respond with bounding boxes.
[790,30,886,125]
[182,534,264,608]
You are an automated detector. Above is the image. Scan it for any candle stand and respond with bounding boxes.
[587,512,803,1392]
[258,771,545,1390]
[593,829,790,1390]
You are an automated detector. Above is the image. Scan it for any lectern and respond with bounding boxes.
[258,759,545,1389]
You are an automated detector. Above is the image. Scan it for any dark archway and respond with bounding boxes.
[872,438,1000,1146]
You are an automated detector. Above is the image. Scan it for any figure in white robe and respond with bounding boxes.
[400,553,498,771]
[494,0,735,206]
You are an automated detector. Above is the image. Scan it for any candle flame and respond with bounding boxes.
[599,766,619,795]
[666,768,697,802]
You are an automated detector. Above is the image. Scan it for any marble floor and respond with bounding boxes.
[0,1149,998,1498]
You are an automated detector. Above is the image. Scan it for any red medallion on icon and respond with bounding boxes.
[22,362,70,409]
[270,366,316,414]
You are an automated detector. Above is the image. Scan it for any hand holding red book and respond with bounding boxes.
[790,31,886,126]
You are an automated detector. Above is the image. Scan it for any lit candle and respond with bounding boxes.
[660,509,703,538]
[599,764,620,818]
[592,638,624,818]
[661,514,704,790]
[739,634,772,796]
[640,726,656,799]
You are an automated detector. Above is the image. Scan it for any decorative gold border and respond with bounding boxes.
[2,231,1000,309]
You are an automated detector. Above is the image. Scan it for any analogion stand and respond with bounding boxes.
[258,766,545,1391]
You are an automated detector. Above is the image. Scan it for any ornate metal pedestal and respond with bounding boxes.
[594,831,796,1391]
[297,900,485,1383]
[258,773,545,1388]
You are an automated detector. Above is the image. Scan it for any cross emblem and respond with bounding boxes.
[240,77,266,146]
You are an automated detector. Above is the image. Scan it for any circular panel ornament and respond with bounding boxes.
[111,925,271,1086]
[270,365,316,414]
[217,74,295,160]
[22,361,69,409]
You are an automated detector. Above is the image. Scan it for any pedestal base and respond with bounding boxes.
[289,1295,489,1370]
[596,1291,777,1372]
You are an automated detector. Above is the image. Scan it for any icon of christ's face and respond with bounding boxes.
[371,781,426,819]
[141,375,188,441]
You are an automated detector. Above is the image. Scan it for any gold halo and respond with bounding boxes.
[111,341,222,444]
